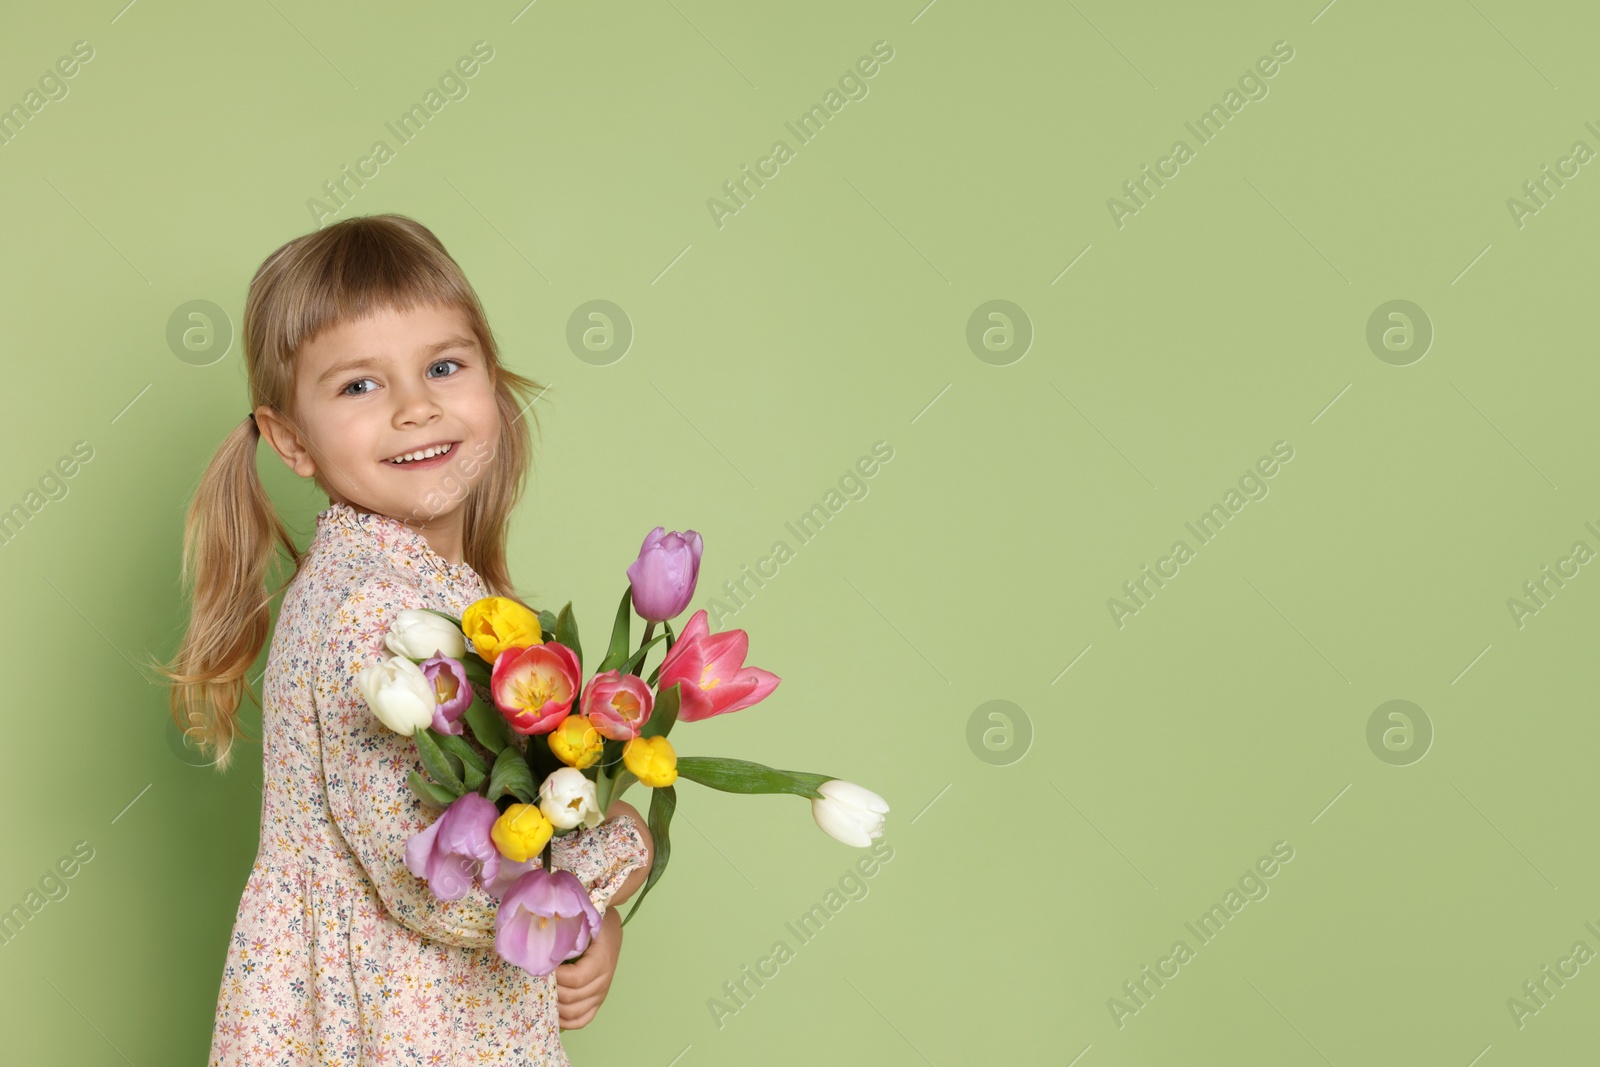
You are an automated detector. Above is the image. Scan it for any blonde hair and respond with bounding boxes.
[152,213,547,772]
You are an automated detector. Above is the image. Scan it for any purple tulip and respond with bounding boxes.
[495,866,602,976]
[404,793,501,901]
[419,654,473,736]
[482,853,541,901]
[626,527,703,623]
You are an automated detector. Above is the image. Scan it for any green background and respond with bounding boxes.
[2,0,1596,1063]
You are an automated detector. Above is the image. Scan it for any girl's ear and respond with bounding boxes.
[254,405,318,478]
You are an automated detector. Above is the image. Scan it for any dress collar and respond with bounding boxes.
[314,500,481,588]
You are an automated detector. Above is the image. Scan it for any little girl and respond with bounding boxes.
[159,214,653,1065]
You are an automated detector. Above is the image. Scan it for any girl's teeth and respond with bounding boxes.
[391,443,453,464]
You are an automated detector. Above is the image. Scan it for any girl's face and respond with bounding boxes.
[257,301,501,529]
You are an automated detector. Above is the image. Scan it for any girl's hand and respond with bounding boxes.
[555,905,623,1029]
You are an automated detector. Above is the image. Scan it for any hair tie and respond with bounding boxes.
[247,412,258,430]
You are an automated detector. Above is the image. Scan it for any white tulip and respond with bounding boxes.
[384,609,467,661]
[355,654,437,736]
[811,780,889,847]
[539,766,604,830]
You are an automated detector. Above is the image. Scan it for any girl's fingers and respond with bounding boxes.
[559,971,611,1001]
[556,977,605,1011]
[560,960,612,993]
[558,997,600,1028]
[555,944,618,998]
[563,972,611,1004]
[557,947,611,985]
[555,959,600,990]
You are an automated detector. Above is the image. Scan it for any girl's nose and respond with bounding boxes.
[392,381,444,426]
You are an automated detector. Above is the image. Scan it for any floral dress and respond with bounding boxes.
[208,501,649,1066]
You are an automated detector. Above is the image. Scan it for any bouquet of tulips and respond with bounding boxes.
[354,527,889,978]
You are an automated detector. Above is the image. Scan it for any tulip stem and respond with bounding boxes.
[633,622,656,676]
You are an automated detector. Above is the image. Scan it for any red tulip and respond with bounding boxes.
[656,609,780,722]
[490,641,581,735]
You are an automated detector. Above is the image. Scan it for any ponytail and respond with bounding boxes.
[151,412,302,772]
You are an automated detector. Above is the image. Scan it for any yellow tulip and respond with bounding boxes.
[490,803,554,862]
[548,714,604,770]
[461,597,543,665]
[623,735,678,787]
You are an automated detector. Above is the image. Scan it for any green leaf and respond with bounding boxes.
[598,737,626,778]
[413,728,466,794]
[538,609,558,638]
[408,769,457,808]
[595,753,638,814]
[621,784,675,928]
[598,587,633,674]
[618,632,667,678]
[461,655,493,688]
[462,695,511,755]
[434,731,488,774]
[642,681,679,740]
[609,767,639,811]
[674,756,832,799]
[486,743,536,803]
[435,731,489,778]
[524,732,564,782]
[553,602,582,673]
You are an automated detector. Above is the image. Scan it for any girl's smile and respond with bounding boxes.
[384,440,461,467]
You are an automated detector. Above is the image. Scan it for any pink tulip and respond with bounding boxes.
[491,642,581,735]
[494,866,602,977]
[656,609,780,723]
[626,527,703,622]
[404,793,501,901]
[419,653,473,736]
[581,670,654,741]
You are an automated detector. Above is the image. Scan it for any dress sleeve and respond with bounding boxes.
[313,571,503,949]
[549,812,651,916]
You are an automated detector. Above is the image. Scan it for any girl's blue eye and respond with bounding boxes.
[341,359,464,396]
